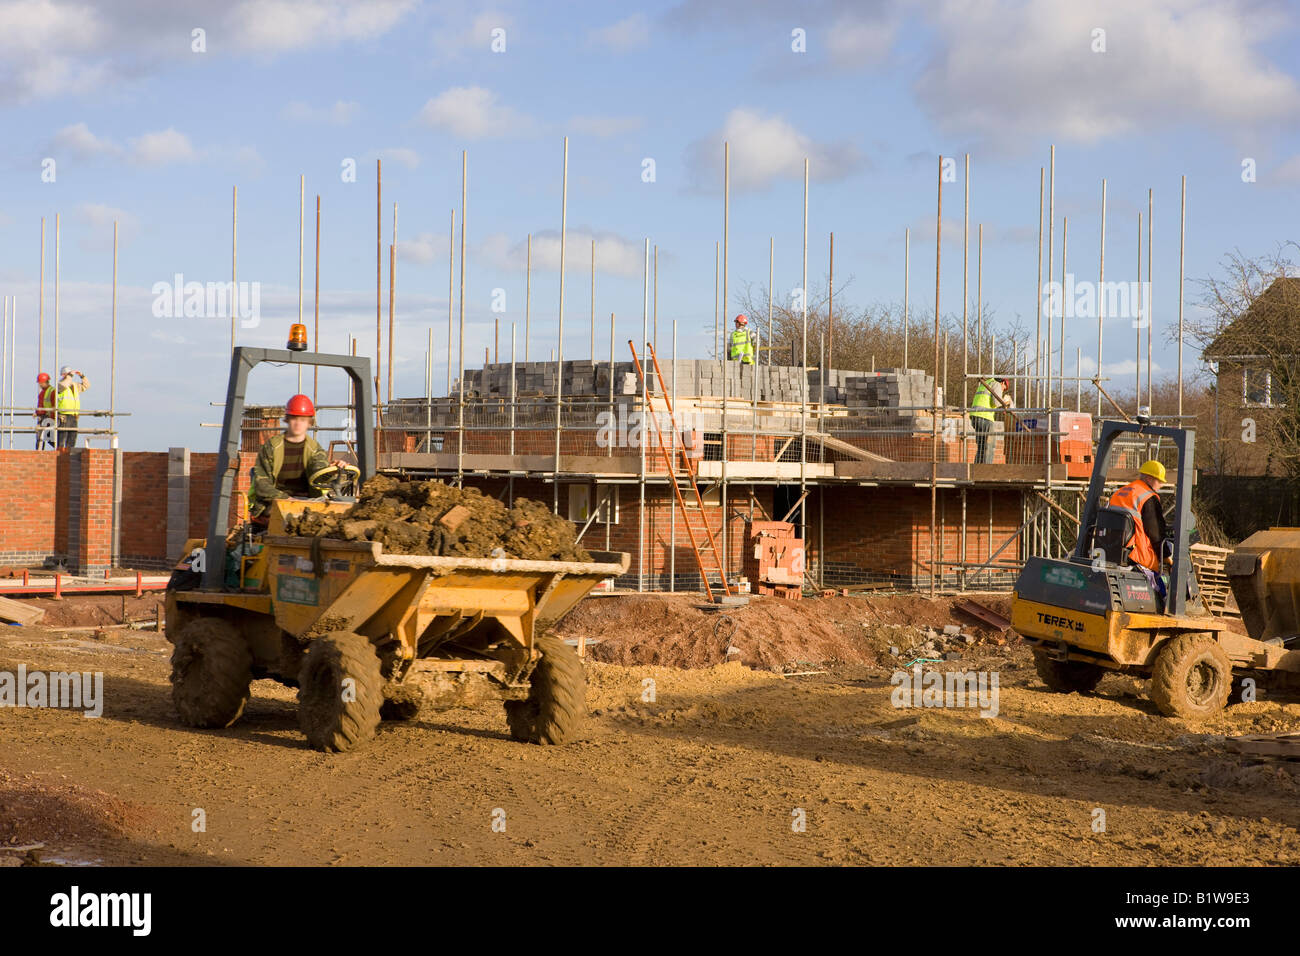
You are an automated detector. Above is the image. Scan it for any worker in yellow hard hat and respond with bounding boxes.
[1108,460,1167,572]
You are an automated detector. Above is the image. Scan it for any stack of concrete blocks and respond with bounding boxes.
[843,369,941,416]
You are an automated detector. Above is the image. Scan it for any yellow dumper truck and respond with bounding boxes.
[166,342,627,752]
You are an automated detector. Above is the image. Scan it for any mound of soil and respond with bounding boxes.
[285,476,590,562]
[558,592,1017,671]
[0,769,152,848]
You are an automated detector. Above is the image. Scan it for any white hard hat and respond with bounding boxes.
[60,365,74,376]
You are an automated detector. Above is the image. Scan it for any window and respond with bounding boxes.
[568,484,617,523]
[1242,367,1281,407]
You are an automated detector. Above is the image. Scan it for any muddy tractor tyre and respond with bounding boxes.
[504,634,585,745]
[1150,633,1233,720]
[171,616,253,729]
[297,632,383,753]
[1033,653,1105,694]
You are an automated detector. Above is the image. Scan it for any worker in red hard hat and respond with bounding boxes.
[248,394,345,519]
[34,372,56,449]
[728,314,755,365]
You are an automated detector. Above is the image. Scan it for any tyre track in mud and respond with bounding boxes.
[7,624,1300,866]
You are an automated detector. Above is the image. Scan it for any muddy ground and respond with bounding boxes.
[2,591,1299,866]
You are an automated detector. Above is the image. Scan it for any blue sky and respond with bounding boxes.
[1,0,1298,449]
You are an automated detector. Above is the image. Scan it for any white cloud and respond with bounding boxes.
[397,232,450,264]
[282,99,360,124]
[825,13,899,66]
[569,114,644,137]
[482,230,645,278]
[229,0,417,52]
[915,0,1300,145]
[374,146,419,168]
[686,108,864,192]
[0,0,418,104]
[587,13,649,50]
[432,10,512,58]
[416,86,535,139]
[128,128,197,165]
[49,122,121,159]
[77,202,132,227]
[75,202,135,250]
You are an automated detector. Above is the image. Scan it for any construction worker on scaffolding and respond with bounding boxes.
[34,372,56,449]
[969,375,1011,464]
[55,366,89,449]
[728,314,756,365]
[248,394,349,522]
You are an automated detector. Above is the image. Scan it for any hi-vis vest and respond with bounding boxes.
[1109,479,1158,571]
[57,384,81,415]
[38,385,55,414]
[969,378,996,420]
[728,328,754,364]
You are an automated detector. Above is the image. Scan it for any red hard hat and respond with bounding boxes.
[37,372,50,384]
[285,394,315,417]
[735,314,748,326]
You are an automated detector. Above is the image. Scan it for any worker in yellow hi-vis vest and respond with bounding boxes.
[56,365,90,450]
[969,376,1010,464]
[728,314,755,365]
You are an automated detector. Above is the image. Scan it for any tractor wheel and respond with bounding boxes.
[1033,652,1105,694]
[171,616,253,728]
[1150,634,1233,719]
[297,632,383,752]
[504,634,584,745]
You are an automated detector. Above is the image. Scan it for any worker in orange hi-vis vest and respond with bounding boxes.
[1108,460,1168,572]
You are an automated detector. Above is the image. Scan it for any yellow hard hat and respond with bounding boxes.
[1139,459,1166,482]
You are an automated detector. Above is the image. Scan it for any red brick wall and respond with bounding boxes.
[188,451,257,535]
[819,485,1023,587]
[120,452,167,565]
[0,448,261,571]
[0,451,61,565]
[77,449,115,571]
[456,475,1024,592]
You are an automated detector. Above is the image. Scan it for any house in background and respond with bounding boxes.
[1203,276,1300,478]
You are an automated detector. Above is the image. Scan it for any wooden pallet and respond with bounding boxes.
[0,595,44,626]
[1190,544,1239,618]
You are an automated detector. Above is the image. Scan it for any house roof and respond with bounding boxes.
[1206,276,1300,359]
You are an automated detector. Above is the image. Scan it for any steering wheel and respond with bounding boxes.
[308,463,361,499]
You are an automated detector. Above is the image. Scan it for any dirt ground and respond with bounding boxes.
[2,590,1300,866]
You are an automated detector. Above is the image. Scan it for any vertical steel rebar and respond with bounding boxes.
[1098,179,1106,417]
[456,151,467,485]
[931,155,943,598]
[1034,168,1043,409]
[1178,175,1187,417]
[904,227,910,369]
[554,138,569,514]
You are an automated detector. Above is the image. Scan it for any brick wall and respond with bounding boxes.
[121,452,168,567]
[0,448,260,572]
[0,451,61,565]
[456,475,1025,592]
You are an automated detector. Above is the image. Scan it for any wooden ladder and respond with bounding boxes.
[627,340,732,601]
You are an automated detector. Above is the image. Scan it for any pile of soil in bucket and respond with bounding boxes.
[284,476,592,562]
